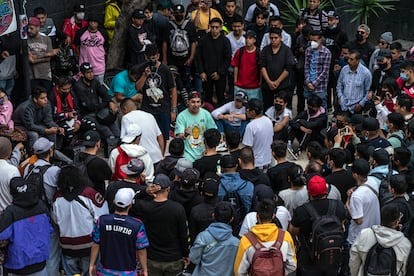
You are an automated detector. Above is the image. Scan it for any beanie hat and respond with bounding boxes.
[380,32,393,45]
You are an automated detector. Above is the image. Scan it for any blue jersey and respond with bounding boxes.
[92,213,149,273]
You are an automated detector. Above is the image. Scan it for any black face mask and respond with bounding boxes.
[336,122,345,129]
[378,63,387,70]
[308,108,317,115]
[274,103,283,111]
[355,33,364,41]
[61,92,69,99]
[175,14,184,22]
[149,60,157,67]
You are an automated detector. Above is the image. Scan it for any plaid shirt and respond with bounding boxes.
[304,46,332,93]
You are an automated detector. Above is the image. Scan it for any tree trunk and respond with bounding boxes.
[106,0,150,70]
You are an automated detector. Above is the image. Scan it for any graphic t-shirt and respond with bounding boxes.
[175,108,217,161]
[137,63,175,114]
[78,30,106,75]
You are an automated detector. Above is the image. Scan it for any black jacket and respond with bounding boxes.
[72,78,112,116]
[196,33,231,76]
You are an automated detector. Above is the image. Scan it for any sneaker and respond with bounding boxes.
[216,141,228,152]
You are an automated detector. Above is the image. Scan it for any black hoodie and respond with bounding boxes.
[239,168,271,186]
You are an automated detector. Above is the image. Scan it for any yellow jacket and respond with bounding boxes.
[234,223,297,275]
[104,0,121,42]
[190,8,223,31]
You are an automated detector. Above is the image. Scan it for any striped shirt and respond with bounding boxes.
[336,63,372,113]
[304,46,332,93]
[298,8,328,32]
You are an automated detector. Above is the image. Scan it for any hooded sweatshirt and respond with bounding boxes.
[218,173,254,213]
[0,180,53,274]
[190,222,240,276]
[169,187,203,219]
[234,223,297,275]
[350,225,411,276]
[108,143,154,182]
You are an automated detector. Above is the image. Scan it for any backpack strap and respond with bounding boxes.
[303,202,321,222]
[245,231,264,250]
[181,19,189,29]
[274,229,285,250]
[326,200,337,216]
[74,195,96,221]
[170,20,178,29]
[361,183,379,197]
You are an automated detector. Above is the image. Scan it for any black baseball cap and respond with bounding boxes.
[82,130,100,147]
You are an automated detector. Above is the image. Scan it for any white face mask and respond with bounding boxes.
[76,12,85,20]
[311,41,319,49]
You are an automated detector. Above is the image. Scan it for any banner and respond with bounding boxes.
[0,0,17,36]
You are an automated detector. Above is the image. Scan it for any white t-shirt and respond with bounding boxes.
[121,110,163,164]
[278,187,309,216]
[211,101,246,127]
[265,106,293,124]
[226,31,246,58]
[238,206,291,237]
[347,178,381,244]
[242,115,273,167]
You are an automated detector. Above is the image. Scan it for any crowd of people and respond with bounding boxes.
[1,0,414,275]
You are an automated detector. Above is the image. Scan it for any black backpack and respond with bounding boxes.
[364,228,397,276]
[303,200,344,266]
[222,181,248,233]
[74,153,97,187]
[370,172,393,207]
[24,164,52,208]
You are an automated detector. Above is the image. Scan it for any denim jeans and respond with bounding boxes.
[62,254,90,276]
[0,78,15,97]
[46,230,61,276]
[215,119,248,138]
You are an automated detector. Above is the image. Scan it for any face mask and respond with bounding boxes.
[61,92,69,99]
[356,33,364,41]
[378,63,387,70]
[77,12,85,20]
[274,103,283,111]
[149,60,157,67]
[328,24,337,30]
[400,72,409,81]
[174,14,184,21]
[336,122,345,129]
[310,41,319,49]
[383,124,389,132]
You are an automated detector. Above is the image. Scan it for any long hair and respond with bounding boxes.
[57,165,87,201]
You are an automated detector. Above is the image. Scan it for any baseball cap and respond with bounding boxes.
[188,91,201,100]
[80,62,93,72]
[172,4,185,13]
[375,49,392,60]
[220,154,237,168]
[114,188,135,208]
[358,24,370,35]
[362,117,379,131]
[244,30,257,39]
[33,137,54,154]
[121,124,142,143]
[74,4,85,12]
[82,130,100,147]
[254,184,275,201]
[327,10,339,19]
[121,158,145,176]
[321,127,338,142]
[181,168,200,187]
[202,172,219,197]
[307,175,327,197]
[174,158,193,177]
[246,99,263,114]
[28,17,40,27]
[234,91,247,103]
[153,173,171,188]
[132,9,146,19]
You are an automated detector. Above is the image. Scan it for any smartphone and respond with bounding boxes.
[340,127,349,136]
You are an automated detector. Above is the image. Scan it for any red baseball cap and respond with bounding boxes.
[307,175,327,197]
